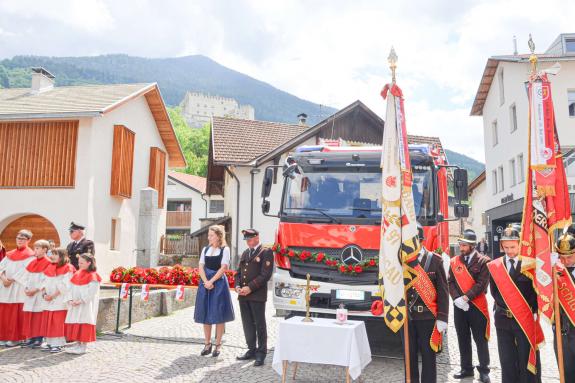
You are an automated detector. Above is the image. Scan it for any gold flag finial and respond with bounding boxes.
[528,34,538,76]
[388,47,398,84]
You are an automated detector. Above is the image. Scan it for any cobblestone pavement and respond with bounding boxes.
[0,291,561,382]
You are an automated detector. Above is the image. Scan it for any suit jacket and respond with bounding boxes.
[234,246,273,302]
[448,250,490,300]
[66,238,95,269]
[489,258,537,330]
[407,249,449,322]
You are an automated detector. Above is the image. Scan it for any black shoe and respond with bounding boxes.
[236,351,256,360]
[453,370,474,379]
[200,343,212,356]
[212,344,221,357]
[253,357,265,367]
[478,373,491,383]
[21,340,35,348]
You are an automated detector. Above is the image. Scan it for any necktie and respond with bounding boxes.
[464,255,469,264]
[249,248,255,258]
[509,258,516,276]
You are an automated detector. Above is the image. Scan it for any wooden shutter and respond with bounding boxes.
[110,125,135,198]
[0,121,78,188]
[148,147,166,208]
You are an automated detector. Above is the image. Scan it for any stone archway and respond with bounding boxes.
[0,215,60,250]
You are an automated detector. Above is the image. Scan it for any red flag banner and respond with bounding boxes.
[521,74,572,322]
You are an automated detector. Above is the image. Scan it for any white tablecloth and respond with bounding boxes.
[272,316,372,379]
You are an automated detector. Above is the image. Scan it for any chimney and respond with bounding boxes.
[297,113,308,125]
[513,35,518,56]
[30,67,55,94]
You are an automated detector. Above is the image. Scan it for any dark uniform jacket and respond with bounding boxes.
[234,245,273,302]
[448,250,490,300]
[66,238,95,268]
[407,249,449,322]
[489,258,537,329]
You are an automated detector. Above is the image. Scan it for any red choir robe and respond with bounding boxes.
[41,262,76,343]
[21,255,52,339]
[64,270,101,343]
[0,247,35,341]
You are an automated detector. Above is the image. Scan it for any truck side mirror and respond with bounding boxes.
[453,168,468,202]
[262,200,270,214]
[454,203,470,218]
[282,163,298,179]
[261,168,274,198]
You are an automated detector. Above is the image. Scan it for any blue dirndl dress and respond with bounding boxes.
[194,247,235,324]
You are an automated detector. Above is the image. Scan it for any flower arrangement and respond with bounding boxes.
[110,265,236,288]
[272,244,378,275]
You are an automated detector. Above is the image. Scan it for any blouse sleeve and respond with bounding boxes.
[80,281,100,303]
[199,247,206,265]
[221,247,231,266]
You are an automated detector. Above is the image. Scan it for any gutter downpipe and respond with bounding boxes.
[225,166,241,267]
[249,168,261,228]
[200,193,208,218]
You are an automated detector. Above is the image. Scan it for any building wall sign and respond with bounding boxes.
[501,194,514,204]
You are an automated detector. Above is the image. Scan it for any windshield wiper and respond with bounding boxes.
[352,207,382,212]
[283,207,341,224]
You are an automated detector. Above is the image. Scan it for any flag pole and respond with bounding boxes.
[553,266,565,383]
[389,47,411,383]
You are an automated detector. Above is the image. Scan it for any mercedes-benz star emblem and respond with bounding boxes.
[341,245,363,265]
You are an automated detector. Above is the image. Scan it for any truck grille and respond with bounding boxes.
[288,246,379,285]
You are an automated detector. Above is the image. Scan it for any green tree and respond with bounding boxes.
[168,107,210,176]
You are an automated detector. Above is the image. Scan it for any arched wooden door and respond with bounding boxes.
[0,215,60,250]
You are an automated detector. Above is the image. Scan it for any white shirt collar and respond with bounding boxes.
[505,255,519,271]
[418,247,427,262]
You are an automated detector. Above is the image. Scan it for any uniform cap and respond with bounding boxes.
[242,228,259,240]
[69,222,85,231]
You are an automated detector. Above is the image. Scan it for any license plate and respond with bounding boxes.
[335,289,365,301]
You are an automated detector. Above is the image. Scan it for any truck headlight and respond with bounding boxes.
[275,282,303,299]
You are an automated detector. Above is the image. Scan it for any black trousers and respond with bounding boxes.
[239,300,267,357]
[402,319,437,383]
[454,305,490,374]
[496,325,541,383]
[554,326,575,383]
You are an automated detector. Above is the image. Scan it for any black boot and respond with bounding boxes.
[453,370,474,379]
[478,372,491,383]
[236,350,256,360]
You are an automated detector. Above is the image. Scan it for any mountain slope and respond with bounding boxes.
[445,149,485,181]
[0,54,337,125]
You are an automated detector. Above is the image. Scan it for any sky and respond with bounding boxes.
[1,0,574,162]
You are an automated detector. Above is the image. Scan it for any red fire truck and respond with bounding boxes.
[260,144,468,321]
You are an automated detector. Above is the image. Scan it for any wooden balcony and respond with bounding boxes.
[166,211,192,228]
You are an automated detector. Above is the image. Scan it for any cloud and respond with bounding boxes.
[0,0,574,161]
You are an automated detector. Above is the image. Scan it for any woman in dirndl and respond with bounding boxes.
[194,225,234,357]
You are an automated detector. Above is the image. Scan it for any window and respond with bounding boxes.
[110,125,135,198]
[492,170,498,195]
[167,200,191,212]
[568,90,575,117]
[148,147,166,208]
[0,121,78,187]
[498,165,504,192]
[509,158,516,186]
[563,148,575,176]
[518,153,525,183]
[209,200,224,213]
[110,218,120,250]
[566,38,575,53]
[498,68,505,105]
[510,104,518,132]
[492,120,499,146]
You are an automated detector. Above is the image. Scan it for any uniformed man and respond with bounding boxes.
[487,224,543,383]
[449,229,491,382]
[553,230,575,382]
[66,222,94,269]
[404,223,449,383]
[235,229,273,367]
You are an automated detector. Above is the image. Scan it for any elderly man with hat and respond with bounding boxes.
[448,229,491,382]
[487,224,543,383]
[235,228,273,366]
[553,227,575,382]
[66,222,94,269]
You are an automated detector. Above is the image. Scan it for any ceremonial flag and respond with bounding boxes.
[379,82,421,333]
[120,283,130,300]
[175,285,185,301]
[141,284,150,302]
[520,69,571,323]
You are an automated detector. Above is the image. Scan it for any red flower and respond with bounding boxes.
[316,253,325,263]
[348,265,353,271]
[369,259,376,267]
[339,265,347,273]
[354,265,363,273]
[288,250,295,258]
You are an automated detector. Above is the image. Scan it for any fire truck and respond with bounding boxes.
[260,144,469,322]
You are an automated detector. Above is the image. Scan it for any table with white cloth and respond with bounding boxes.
[272,316,372,382]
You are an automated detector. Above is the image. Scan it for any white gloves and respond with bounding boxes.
[454,296,470,311]
[436,320,448,333]
[551,252,559,266]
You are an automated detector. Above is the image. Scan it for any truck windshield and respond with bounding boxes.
[282,166,434,221]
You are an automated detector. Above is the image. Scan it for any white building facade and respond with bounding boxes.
[471,33,575,258]
[180,92,255,128]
